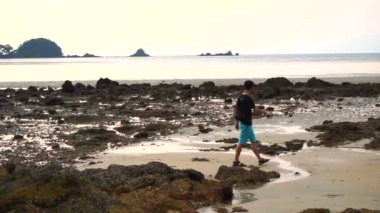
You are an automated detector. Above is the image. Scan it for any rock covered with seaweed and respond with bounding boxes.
[0,162,233,212]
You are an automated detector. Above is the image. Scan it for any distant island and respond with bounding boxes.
[199,50,239,56]
[1,39,242,58]
[130,48,150,57]
[66,53,98,58]
[0,38,97,58]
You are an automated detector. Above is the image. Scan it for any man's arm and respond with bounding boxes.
[233,104,239,130]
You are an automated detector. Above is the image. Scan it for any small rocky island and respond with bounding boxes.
[66,53,98,58]
[199,50,239,56]
[0,38,97,58]
[130,48,150,57]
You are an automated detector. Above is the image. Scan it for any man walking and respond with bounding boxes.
[233,80,269,166]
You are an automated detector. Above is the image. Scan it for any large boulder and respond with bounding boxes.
[74,82,87,91]
[62,80,75,93]
[307,118,380,147]
[96,78,119,89]
[263,77,293,88]
[0,162,232,212]
[215,165,280,187]
[27,86,38,92]
[199,81,216,89]
[305,77,333,87]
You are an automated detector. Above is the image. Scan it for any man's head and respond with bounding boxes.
[244,80,255,94]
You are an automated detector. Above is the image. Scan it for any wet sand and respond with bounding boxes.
[235,147,380,213]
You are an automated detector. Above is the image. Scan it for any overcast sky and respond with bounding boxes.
[1,0,380,56]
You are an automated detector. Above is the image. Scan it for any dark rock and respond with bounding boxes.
[284,139,305,152]
[45,97,64,106]
[199,81,216,89]
[13,134,24,140]
[51,143,60,150]
[57,118,65,124]
[96,78,119,89]
[217,207,229,213]
[27,86,38,92]
[48,109,57,115]
[0,162,231,212]
[220,183,234,202]
[225,98,233,104]
[130,48,150,57]
[299,209,330,213]
[266,106,275,111]
[144,123,179,135]
[4,162,16,174]
[256,87,280,99]
[182,169,205,181]
[259,143,289,155]
[232,206,249,212]
[78,155,95,160]
[134,131,149,138]
[74,82,87,90]
[257,105,265,110]
[263,77,293,88]
[364,137,380,150]
[341,208,380,213]
[216,138,238,144]
[215,165,280,187]
[192,157,210,162]
[62,80,75,93]
[305,77,333,87]
[114,124,139,135]
[307,118,380,147]
[322,120,333,125]
[64,128,126,149]
[307,140,319,147]
[198,125,213,133]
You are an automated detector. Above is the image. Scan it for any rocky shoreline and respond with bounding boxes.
[0,77,379,212]
[1,77,379,164]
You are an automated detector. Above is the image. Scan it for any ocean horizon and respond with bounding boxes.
[1,53,380,88]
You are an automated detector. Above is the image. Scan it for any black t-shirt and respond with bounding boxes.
[235,94,255,126]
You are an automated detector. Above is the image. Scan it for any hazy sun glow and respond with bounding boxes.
[1,0,380,56]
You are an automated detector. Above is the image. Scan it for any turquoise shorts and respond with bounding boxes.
[239,121,257,144]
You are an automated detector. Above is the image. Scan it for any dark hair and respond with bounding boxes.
[244,80,254,89]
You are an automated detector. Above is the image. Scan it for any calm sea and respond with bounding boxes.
[0,53,380,87]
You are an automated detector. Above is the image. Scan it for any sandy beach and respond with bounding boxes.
[77,125,380,212]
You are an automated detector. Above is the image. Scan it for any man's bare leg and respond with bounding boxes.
[251,143,270,165]
[250,143,262,160]
[234,144,243,162]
